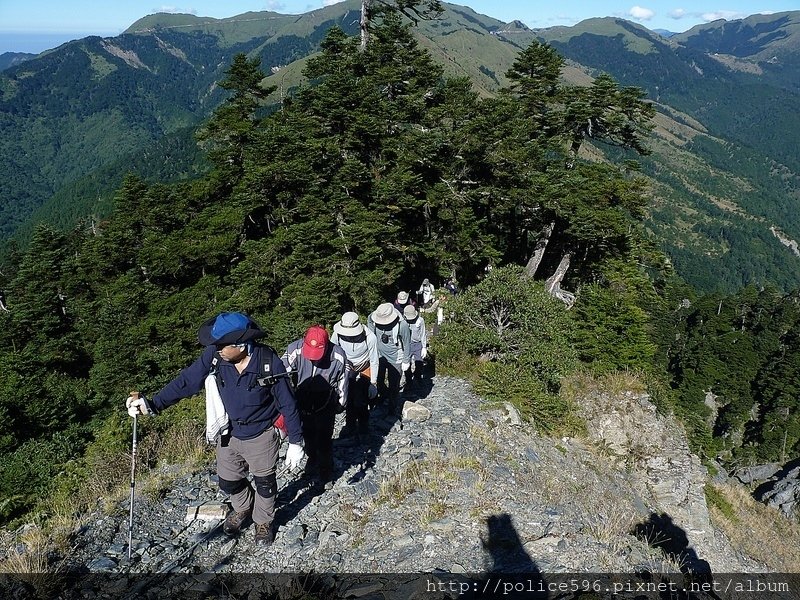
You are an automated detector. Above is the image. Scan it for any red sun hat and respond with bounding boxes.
[302,325,329,361]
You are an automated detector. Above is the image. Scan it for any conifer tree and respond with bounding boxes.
[562,73,655,167]
[197,54,273,186]
[751,325,800,461]
[505,41,564,137]
[229,17,488,326]
[500,43,655,302]
[358,0,442,50]
[1,225,89,435]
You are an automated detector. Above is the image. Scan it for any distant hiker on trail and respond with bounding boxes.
[57,290,67,316]
[444,278,458,296]
[403,304,428,390]
[393,290,415,313]
[416,278,436,308]
[281,325,348,487]
[125,312,305,546]
[435,278,459,328]
[367,303,411,416]
[331,312,379,437]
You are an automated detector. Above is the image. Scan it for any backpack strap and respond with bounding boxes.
[209,354,223,388]
[209,345,293,390]
[257,345,276,387]
[255,344,294,389]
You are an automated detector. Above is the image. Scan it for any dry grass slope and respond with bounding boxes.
[706,482,800,571]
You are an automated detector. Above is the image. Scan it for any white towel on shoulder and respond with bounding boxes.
[205,374,229,443]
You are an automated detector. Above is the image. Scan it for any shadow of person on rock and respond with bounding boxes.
[633,512,719,599]
[274,368,439,546]
[478,513,549,599]
[401,354,436,402]
[401,375,434,403]
[274,468,327,530]
[274,398,402,532]
[632,512,711,574]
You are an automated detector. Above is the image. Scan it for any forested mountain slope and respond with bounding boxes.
[0,52,35,71]
[0,5,363,240]
[1,3,799,293]
[523,16,800,291]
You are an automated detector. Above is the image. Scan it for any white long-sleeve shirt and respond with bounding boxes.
[407,314,428,348]
[331,328,379,385]
[417,281,436,305]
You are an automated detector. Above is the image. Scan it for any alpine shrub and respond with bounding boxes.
[433,265,578,429]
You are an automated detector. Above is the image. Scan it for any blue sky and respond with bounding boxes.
[0,0,796,54]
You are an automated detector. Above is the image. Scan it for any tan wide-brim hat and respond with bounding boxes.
[372,302,398,326]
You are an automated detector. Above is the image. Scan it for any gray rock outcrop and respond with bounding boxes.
[758,464,800,518]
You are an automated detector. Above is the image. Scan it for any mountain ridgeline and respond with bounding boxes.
[0,2,799,528]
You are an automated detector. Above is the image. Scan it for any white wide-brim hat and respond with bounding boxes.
[372,302,398,326]
[333,311,364,336]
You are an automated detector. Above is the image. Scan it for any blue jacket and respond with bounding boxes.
[150,344,303,443]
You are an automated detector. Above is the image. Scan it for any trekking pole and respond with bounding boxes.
[127,391,140,561]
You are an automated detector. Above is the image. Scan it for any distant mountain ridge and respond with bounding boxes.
[0,52,36,71]
[1,2,800,291]
[675,11,800,60]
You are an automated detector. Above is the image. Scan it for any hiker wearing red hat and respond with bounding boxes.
[282,325,348,486]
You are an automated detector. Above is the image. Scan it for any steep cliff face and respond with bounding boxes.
[575,388,759,572]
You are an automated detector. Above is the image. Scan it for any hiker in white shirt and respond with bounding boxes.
[331,311,379,436]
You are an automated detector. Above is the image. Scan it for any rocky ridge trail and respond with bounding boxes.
[54,374,765,580]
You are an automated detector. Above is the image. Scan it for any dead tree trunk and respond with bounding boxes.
[545,252,576,308]
[524,221,555,278]
[360,0,371,51]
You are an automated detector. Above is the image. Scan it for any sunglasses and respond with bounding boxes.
[215,343,247,351]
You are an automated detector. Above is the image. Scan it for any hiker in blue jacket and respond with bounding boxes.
[125,312,305,547]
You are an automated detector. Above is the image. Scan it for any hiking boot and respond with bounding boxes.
[254,522,275,546]
[223,507,252,535]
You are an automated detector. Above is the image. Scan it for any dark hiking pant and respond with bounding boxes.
[377,356,402,415]
[408,340,425,386]
[300,403,337,481]
[345,374,370,433]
